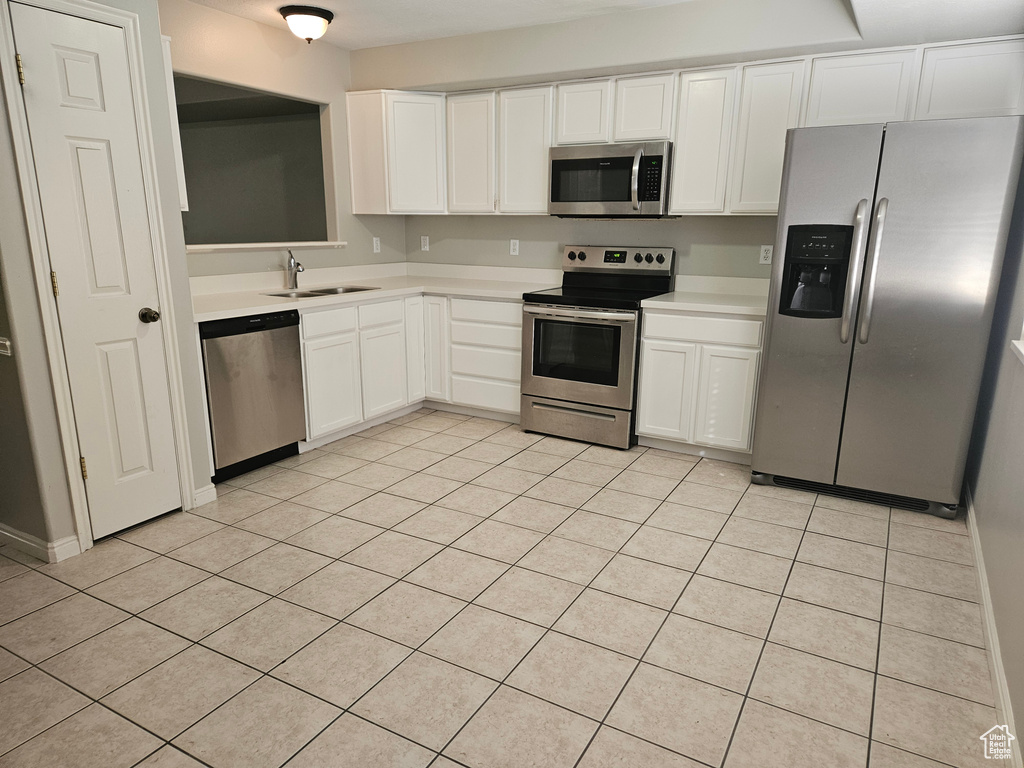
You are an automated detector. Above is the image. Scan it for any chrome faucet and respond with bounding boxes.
[286,250,304,290]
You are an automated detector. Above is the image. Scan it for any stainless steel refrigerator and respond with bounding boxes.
[751,117,1024,517]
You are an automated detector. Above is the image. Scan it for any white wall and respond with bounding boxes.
[349,0,863,91]
[406,215,777,278]
[158,0,406,278]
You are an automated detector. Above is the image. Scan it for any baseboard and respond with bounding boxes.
[966,485,1023,768]
[637,435,752,465]
[193,484,218,508]
[426,401,518,423]
[0,522,80,563]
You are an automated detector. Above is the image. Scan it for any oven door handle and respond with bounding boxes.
[631,148,643,211]
[524,306,637,323]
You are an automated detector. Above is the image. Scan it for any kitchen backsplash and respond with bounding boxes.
[403,215,778,277]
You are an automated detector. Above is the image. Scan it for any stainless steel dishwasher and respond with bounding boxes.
[199,310,306,482]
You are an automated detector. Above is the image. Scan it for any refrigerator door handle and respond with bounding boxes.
[857,197,889,344]
[840,198,871,343]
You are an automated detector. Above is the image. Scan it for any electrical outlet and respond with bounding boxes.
[759,245,774,265]
[372,237,381,253]
[420,236,429,252]
[510,239,519,256]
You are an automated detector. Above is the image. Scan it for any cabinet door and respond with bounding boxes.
[304,332,362,439]
[669,68,736,213]
[694,345,759,452]
[915,40,1024,119]
[729,60,805,214]
[613,73,676,141]
[385,91,446,213]
[636,339,698,442]
[555,80,613,144]
[360,323,408,418]
[803,50,916,127]
[405,296,425,402]
[424,295,450,401]
[447,92,495,213]
[498,87,553,213]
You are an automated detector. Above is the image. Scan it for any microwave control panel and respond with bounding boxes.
[640,156,664,201]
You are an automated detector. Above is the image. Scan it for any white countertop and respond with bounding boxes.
[643,276,769,316]
[190,265,770,323]
[190,265,558,323]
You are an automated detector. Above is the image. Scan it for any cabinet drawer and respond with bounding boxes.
[450,320,522,350]
[358,299,404,329]
[450,298,522,325]
[644,312,762,346]
[451,375,520,414]
[302,306,357,339]
[451,344,521,381]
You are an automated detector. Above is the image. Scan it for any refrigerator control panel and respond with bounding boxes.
[779,224,853,319]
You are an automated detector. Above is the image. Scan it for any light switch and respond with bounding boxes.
[0,337,11,356]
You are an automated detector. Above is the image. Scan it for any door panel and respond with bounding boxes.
[11,3,181,538]
[751,123,883,484]
[360,323,408,418]
[695,345,758,451]
[636,338,697,441]
[837,117,1024,503]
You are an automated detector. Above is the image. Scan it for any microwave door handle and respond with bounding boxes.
[857,197,888,344]
[840,198,870,344]
[631,148,643,211]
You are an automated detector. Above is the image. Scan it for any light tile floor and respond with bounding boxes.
[0,408,1001,768]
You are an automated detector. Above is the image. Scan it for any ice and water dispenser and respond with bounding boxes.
[778,225,854,318]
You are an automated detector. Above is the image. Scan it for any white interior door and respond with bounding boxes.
[11,2,181,538]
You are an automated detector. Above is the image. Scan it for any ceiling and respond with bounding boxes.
[191,0,1024,53]
[191,0,696,50]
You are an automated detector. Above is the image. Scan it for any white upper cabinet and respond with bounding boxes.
[347,90,446,214]
[447,92,496,213]
[729,60,805,214]
[386,92,446,213]
[803,50,916,126]
[915,39,1024,119]
[498,86,553,214]
[555,80,613,144]
[613,73,676,141]
[669,68,736,214]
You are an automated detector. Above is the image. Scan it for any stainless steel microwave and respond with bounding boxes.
[548,141,672,217]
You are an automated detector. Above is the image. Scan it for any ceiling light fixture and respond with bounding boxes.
[280,5,334,43]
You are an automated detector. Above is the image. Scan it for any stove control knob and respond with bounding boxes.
[578,251,587,261]
[634,253,643,263]
[645,253,654,263]
[568,251,577,260]
[656,253,665,264]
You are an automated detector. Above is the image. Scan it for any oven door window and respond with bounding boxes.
[550,156,633,203]
[533,319,621,386]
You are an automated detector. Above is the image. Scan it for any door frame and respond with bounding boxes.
[0,0,199,554]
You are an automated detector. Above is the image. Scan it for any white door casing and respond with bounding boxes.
[10,2,182,539]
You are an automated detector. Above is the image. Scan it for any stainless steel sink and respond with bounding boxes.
[262,290,324,298]
[308,286,379,295]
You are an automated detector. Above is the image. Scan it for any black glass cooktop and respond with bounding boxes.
[522,285,670,311]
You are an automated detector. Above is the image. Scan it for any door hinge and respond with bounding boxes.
[50,271,59,298]
[79,456,88,480]
[15,54,24,86]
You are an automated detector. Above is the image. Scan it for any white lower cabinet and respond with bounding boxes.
[424,295,451,401]
[405,296,426,402]
[359,301,409,419]
[449,298,522,414]
[301,306,363,440]
[694,345,759,450]
[637,310,762,452]
[637,339,698,441]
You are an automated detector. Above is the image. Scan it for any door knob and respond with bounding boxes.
[139,307,161,323]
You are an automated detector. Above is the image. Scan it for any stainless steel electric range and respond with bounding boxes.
[521,244,675,449]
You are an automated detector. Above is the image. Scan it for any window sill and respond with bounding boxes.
[1011,340,1024,366]
[185,241,347,254]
